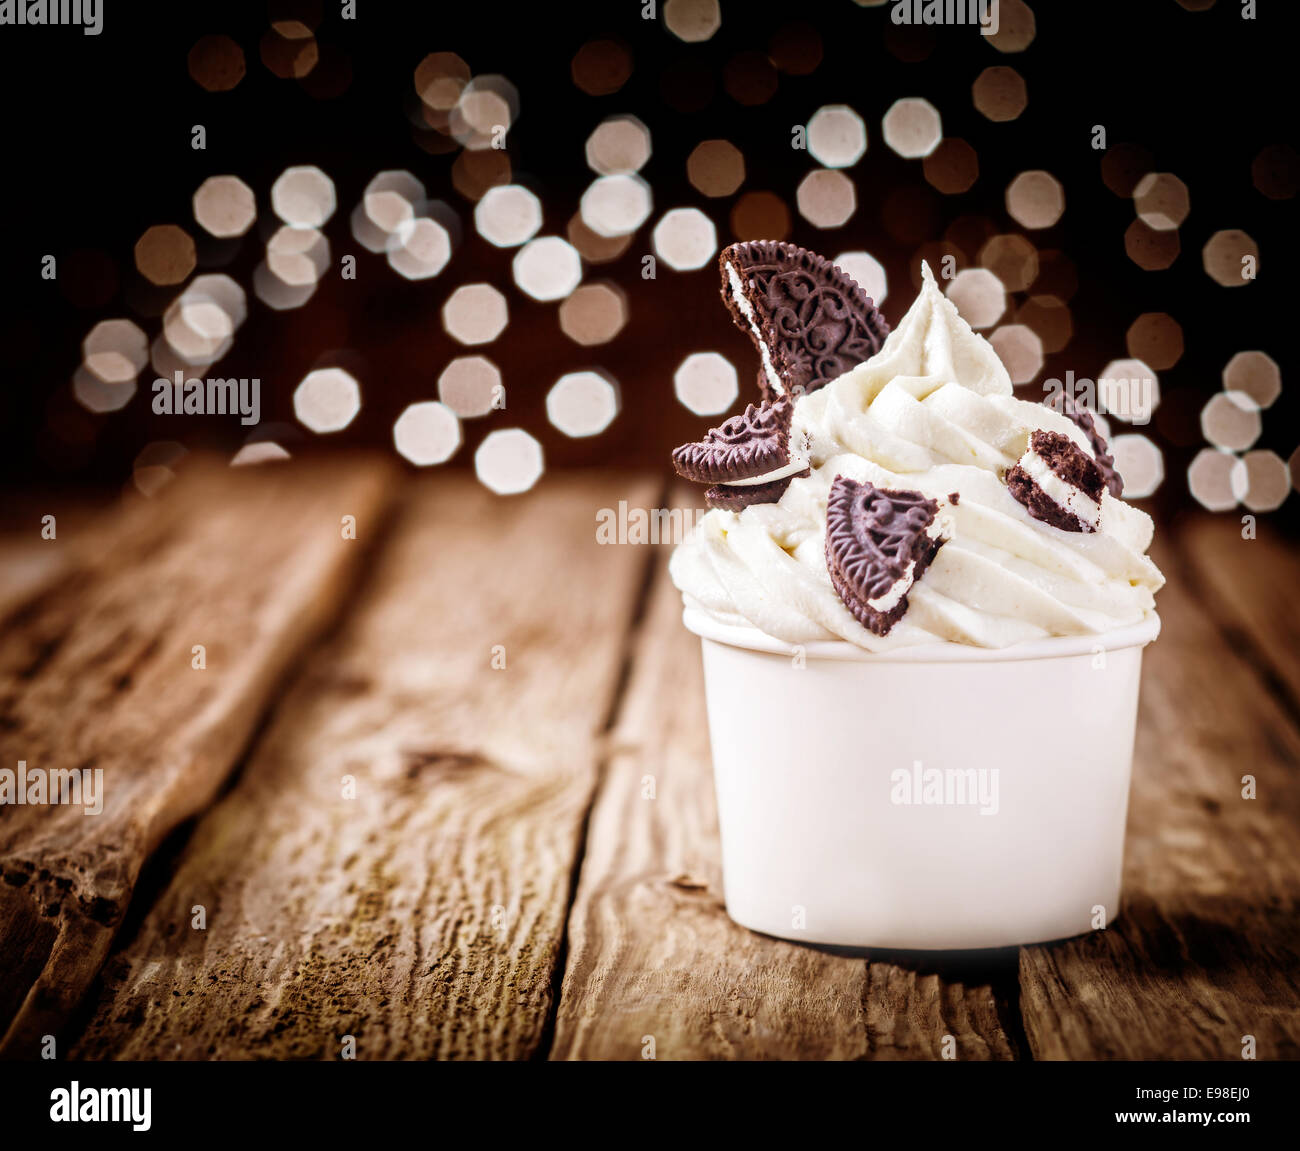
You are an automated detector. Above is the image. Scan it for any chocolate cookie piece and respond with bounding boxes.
[1045,391,1123,497]
[1006,430,1106,533]
[719,241,889,401]
[704,473,802,511]
[825,476,945,636]
[672,397,797,484]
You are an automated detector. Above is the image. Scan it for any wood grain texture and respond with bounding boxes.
[71,474,658,1060]
[1179,513,1300,712]
[0,457,394,1057]
[550,532,1020,1061]
[1019,533,1300,1060]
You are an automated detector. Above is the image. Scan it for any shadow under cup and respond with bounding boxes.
[683,608,1162,950]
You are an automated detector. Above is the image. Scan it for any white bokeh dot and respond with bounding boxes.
[882,97,942,159]
[580,173,652,238]
[474,184,543,248]
[442,283,508,345]
[393,401,462,465]
[1110,434,1164,499]
[1188,448,1239,512]
[293,367,361,433]
[475,428,545,495]
[546,371,620,437]
[833,250,888,303]
[512,236,583,301]
[674,352,738,416]
[1201,391,1261,451]
[271,165,336,228]
[387,217,452,280]
[807,105,867,168]
[652,208,717,271]
[438,355,503,418]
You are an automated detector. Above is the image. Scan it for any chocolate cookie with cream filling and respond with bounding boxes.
[1006,430,1107,533]
[672,396,811,511]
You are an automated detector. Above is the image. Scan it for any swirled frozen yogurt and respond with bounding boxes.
[669,242,1164,652]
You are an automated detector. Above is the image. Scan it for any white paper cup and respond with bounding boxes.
[683,607,1161,950]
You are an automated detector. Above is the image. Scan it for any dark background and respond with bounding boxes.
[0,0,1294,526]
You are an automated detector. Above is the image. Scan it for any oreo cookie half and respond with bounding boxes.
[1006,430,1106,533]
[719,240,889,401]
[673,397,810,510]
[825,476,946,637]
[1045,391,1123,497]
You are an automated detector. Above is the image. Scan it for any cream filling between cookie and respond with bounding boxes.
[1018,450,1101,529]
[863,518,948,613]
[725,261,784,396]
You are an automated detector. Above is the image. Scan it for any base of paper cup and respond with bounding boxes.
[686,609,1160,950]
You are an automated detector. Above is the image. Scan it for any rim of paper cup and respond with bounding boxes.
[682,607,1161,664]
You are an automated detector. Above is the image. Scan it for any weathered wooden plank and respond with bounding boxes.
[1180,513,1300,711]
[551,526,1020,1061]
[0,457,395,1057]
[1019,534,1300,1060]
[71,473,659,1060]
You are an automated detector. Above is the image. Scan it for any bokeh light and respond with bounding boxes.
[475,184,543,248]
[1133,172,1190,231]
[806,105,867,168]
[266,225,329,287]
[946,268,1005,329]
[1100,142,1154,198]
[188,34,245,92]
[73,366,136,414]
[585,115,652,175]
[923,138,979,194]
[580,173,653,238]
[1006,170,1064,229]
[452,149,511,202]
[546,370,620,437]
[1222,351,1281,409]
[653,208,718,269]
[443,283,508,345]
[567,212,633,264]
[730,191,790,240]
[1126,312,1183,370]
[796,169,856,228]
[1231,450,1291,512]
[1251,144,1299,200]
[1202,229,1259,287]
[688,139,746,197]
[664,0,722,44]
[833,250,887,304]
[475,428,545,495]
[882,97,942,159]
[989,324,1043,384]
[164,286,234,363]
[438,355,502,418]
[352,170,425,253]
[1125,220,1180,270]
[393,401,462,466]
[294,367,362,434]
[1099,358,1160,424]
[414,51,469,120]
[193,176,256,239]
[987,0,1036,53]
[512,236,583,301]
[450,75,519,151]
[133,441,186,499]
[271,165,336,229]
[571,39,632,96]
[769,21,823,75]
[231,441,292,467]
[559,283,628,345]
[674,352,738,415]
[260,20,318,80]
[972,66,1027,121]
[1201,391,1261,451]
[979,234,1037,291]
[1016,295,1072,354]
[134,225,196,286]
[1188,449,1238,512]
[387,217,452,280]
[83,319,147,385]
[1110,434,1164,499]
[723,51,778,106]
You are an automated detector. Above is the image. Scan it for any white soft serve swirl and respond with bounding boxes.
[669,262,1165,651]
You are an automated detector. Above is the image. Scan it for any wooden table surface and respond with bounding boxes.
[1,458,1297,1061]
